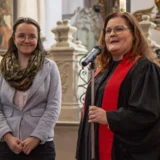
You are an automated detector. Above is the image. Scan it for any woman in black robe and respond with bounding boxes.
[76,12,160,160]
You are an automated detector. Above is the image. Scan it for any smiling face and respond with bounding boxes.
[105,17,134,61]
[14,23,38,57]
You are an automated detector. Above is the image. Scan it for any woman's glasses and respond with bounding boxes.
[105,25,131,37]
[15,33,38,42]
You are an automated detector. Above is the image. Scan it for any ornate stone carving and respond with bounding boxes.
[153,0,160,29]
[132,6,154,22]
[50,20,87,123]
[132,1,160,32]
[51,19,77,49]
[155,0,160,13]
[93,0,106,19]
[70,7,103,41]
[56,61,70,95]
[139,15,160,51]
[70,7,103,52]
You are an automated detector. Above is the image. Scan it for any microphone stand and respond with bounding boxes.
[88,60,95,160]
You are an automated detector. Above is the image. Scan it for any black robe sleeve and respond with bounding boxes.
[107,58,160,151]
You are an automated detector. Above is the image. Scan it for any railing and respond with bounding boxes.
[76,54,89,107]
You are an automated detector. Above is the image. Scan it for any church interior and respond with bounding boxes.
[0,0,160,159]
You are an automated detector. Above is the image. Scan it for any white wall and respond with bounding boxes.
[62,0,84,15]
[131,0,155,13]
[44,0,62,49]
[17,0,38,21]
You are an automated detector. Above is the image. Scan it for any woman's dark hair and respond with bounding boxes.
[97,12,159,70]
[6,17,46,55]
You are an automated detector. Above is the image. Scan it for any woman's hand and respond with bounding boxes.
[3,132,22,154]
[21,136,40,155]
[88,106,108,125]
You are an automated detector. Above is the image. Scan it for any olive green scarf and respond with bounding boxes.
[0,51,45,91]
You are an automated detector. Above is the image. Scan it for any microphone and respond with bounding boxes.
[81,45,102,67]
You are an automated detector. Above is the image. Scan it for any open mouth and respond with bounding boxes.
[110,40,119,44]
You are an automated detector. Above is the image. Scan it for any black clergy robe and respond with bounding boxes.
[76,57,160,160]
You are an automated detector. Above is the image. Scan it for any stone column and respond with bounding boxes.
[49,20,87,123]
[16,0,38,21]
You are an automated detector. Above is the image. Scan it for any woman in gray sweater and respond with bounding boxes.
[0,17,61,160]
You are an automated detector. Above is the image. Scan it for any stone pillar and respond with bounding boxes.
[49,20,87,123]
[139,15,160,51]
[16,0,38,21]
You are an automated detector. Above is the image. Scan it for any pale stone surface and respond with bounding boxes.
[139,15,160,51]
[49,20,87,123]
[70,7,102,51]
